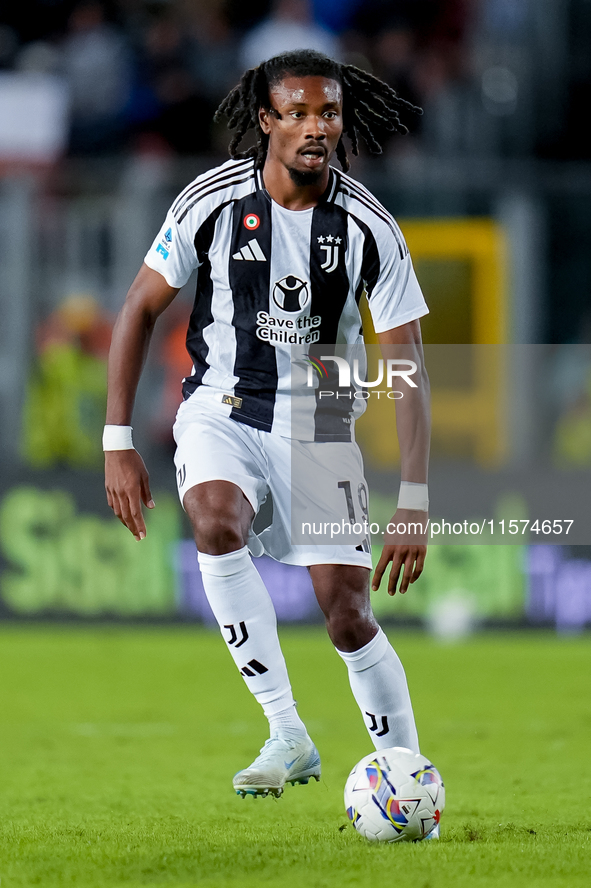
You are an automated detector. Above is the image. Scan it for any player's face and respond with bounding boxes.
[259,76,343,184]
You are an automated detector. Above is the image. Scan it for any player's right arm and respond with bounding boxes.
[105,264,179,541]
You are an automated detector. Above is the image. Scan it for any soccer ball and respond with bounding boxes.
[344,747,444,842]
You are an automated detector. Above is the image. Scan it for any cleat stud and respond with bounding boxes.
[313,775,321,782]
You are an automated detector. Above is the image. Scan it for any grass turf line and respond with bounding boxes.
[0,626,589,887]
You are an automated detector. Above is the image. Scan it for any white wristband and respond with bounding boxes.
[102,425,134,451]
[397,481,429,511]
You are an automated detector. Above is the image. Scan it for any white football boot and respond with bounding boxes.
[422,823,441,840]
[233,736,321,798]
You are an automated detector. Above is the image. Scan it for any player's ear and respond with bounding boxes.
[259,106,273,134]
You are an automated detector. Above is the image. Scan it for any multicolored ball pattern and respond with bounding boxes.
[344,746,444,843]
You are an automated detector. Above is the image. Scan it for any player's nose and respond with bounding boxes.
[305,118,327,139]
[304,132,326,145]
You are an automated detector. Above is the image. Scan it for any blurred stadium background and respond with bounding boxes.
[1,0,591,632]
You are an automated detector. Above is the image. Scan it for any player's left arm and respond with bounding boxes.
[372,319,431,596]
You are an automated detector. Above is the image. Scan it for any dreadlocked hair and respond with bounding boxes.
[214,49,422,172]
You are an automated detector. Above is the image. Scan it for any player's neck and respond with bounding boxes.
[262,156,330,211]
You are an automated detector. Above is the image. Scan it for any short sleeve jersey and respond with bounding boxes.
[145,158,428,440]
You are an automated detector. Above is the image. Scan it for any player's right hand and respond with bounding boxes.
[105,450,155,541]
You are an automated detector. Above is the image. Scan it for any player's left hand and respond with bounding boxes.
[372,509,428,596]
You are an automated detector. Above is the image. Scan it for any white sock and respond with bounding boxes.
[268,703,307,742]
[336,628,420,753]
[197,546,307,739]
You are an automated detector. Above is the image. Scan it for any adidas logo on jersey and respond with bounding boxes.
[233,239,267,261]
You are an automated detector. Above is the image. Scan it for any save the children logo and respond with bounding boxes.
[256,311,321,344]
[272,275,310,312]
[255,276,320,344]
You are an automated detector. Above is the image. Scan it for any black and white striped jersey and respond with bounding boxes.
[144,157,428,439]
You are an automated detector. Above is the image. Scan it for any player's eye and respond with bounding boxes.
[290,111,305,118]
[324,111,338,119]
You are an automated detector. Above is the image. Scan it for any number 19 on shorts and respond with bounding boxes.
[338,480,371,553]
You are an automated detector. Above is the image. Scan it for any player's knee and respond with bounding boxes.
[325,605,377,652]
[192,513,246,555]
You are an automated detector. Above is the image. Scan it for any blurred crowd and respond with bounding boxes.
[0,0,473,156]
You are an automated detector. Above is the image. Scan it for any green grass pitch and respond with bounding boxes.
[0,626,589,887]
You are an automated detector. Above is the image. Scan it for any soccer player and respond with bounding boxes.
[104,50,431,800]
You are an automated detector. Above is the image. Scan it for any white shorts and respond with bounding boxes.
[173,407,372,569]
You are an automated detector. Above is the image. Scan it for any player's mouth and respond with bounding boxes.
[298,146,326,167]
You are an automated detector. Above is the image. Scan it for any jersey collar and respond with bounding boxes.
[256,166,339,206]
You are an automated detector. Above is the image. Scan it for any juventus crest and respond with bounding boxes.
[317,234,342,274]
